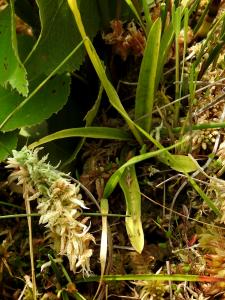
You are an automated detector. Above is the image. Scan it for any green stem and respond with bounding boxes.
[170,121,225,133]
[76,273,225,283]
[67,0,144,145]
[0,212,129,219]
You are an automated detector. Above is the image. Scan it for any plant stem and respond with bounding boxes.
[25,198,37,300]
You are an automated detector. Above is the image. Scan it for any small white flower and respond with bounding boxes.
[6,146,95,275]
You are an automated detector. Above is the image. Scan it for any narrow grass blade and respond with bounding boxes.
[103,142,182,199]
[94,198,109,300]
[119,164,144,253]
[61,85,103,168]
[155,22,174,97]
[28,127,132,149]
[67,0,143,145]
[198,33,225,79]
[124,0,146,33]
[141,0,153,33]
[172,6,182,124]
[48,254,63,285]
[74,293,87,300]
[194,12,225,68]
[187,175,220,216]
[77,273,225,283]
[180,8,189,98]
[135,18,161,132]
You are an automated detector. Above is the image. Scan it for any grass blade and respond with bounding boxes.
[124,0,146,33]
[103,142,181,199]
[135,18,162,132]
[28,127,132,149]
[67,0,143,145]
[155,22,174,98]
[188,175,221,216]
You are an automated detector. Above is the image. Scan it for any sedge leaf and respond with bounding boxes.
[135,18,161,132]
[28,127,132,149]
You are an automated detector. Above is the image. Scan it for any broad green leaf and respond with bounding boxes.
[119,165,144,253]
[28,127,132,149]
[0,74,70,132]
[158,154,197,173]
[0,2,28,96]
[25,0,100,79]
[17,35,35,62]
[135,18,161,132]
[0,131,18,161]
[94,198,109,299]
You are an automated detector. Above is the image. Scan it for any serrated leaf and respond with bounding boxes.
[0,74,70,131]
[119,164,144,253]
[0,131,18,161]
[25,0,100,79]
[0,2,28,96]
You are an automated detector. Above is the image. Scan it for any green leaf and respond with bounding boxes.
[0,74,70,131]
[103,143,179,198]
[67,0,144,145]
[84,86,103,126]
[135,18,161,132]
[155,22,174,89]
[123,0,146,32]
[0,131,18,161]
[28,127,132,149]
[17,35,35,62]
[119,164,144,253]
[141,0,153,33]
[25,0,100,79]
[158,154,198,173]
[48,254,63,285]
[188,175,220,216]
[0,2,28,96]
